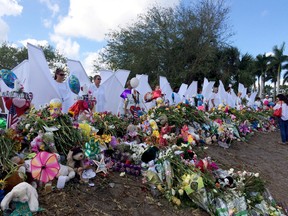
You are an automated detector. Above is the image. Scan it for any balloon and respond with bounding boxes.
[130,77,139,88]
[68,75,80,95]
[144,92,153,102]
[0,69,18,89]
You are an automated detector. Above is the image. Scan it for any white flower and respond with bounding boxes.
[25,124,30,130]
[119,172,126,177]
[108,125,115,129]
[254,173,259,177]
[171,189,176,196]
[163,134,170,139]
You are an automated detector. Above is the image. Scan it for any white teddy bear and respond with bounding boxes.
[55,153,76,183]
[1,182,39,212]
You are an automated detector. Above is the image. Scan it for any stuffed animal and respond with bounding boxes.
[4,156,26,193]
[66,147,89,183]
[80,84,89,95]
[126,124,141,143]
[55,153,75,183]
[66,147,85,171]
[30,132,44,153]
[13,79,24,92]
[1,182,39,212]
[216,176,235,188]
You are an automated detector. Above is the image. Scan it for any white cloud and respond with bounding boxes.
[0,0,23,42]
[0,0,23,17]
[42,18,52,28]
[53,0,180,41]
[39,0,59,17]
[50,34,80,58]
[265,52,274,57]
[0,18,8,42]
[19,38,49,47]
[82,50,108,76]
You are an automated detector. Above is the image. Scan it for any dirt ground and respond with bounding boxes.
[205,130,288,204]
[35,130,287,216]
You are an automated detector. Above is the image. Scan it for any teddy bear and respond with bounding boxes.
[1,182,39,213]
[66,147,90,183]
[4,155,39,194]
[54,153,75,183]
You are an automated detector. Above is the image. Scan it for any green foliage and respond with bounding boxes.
[16,107,84,155]
[99,0,233,88]
[0,130,17,173]
[0,42,65,70]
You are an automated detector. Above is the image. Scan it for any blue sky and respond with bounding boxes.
[0,0,287,75]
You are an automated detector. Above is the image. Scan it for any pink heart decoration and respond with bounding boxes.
[12,98,27,108]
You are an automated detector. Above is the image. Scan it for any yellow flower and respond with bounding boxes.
[0,179,6,190]
[187,135,194,144]
[171,196,181,206]
[181,174,191,186]
[101,134,111,143]
[178,189,184,196]
[14,142,22,152]
[91,133,101,142]
[79,123,91,137]
[157,184,164,192]
[152,130,160,138]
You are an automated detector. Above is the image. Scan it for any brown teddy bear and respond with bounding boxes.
[66,147,89,183]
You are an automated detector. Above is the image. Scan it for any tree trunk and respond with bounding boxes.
[276,65,281,95]
[257,76,260,92]
[259,75,265,98]
[274,81,277,100]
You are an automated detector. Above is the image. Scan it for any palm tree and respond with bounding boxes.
[270,42,288,94]
[254,54,270,98]
[282,62,288,84]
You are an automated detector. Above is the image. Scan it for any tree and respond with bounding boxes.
[270,42,288,95]
[98,0,232,87]
[0,43,65,70]
[254,54,270,98]
[0,42,27,70]
[282,62,288,84]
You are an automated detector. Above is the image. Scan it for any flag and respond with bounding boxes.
[8,104,19,128]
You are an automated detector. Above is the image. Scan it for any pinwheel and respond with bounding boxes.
[31,151,60,183]
[84,138,100,159]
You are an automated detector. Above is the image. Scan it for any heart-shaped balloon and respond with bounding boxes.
[12,98,27,108]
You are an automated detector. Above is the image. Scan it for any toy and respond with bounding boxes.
[216,176,235,188]
[49,98,62,116]
[55,153,75,183]
[66,147,85,172]
[30,132,44,153]
[126,124,141,143]
[13,79,24,92]
[66,147,89,183]
[1,182,39,212]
